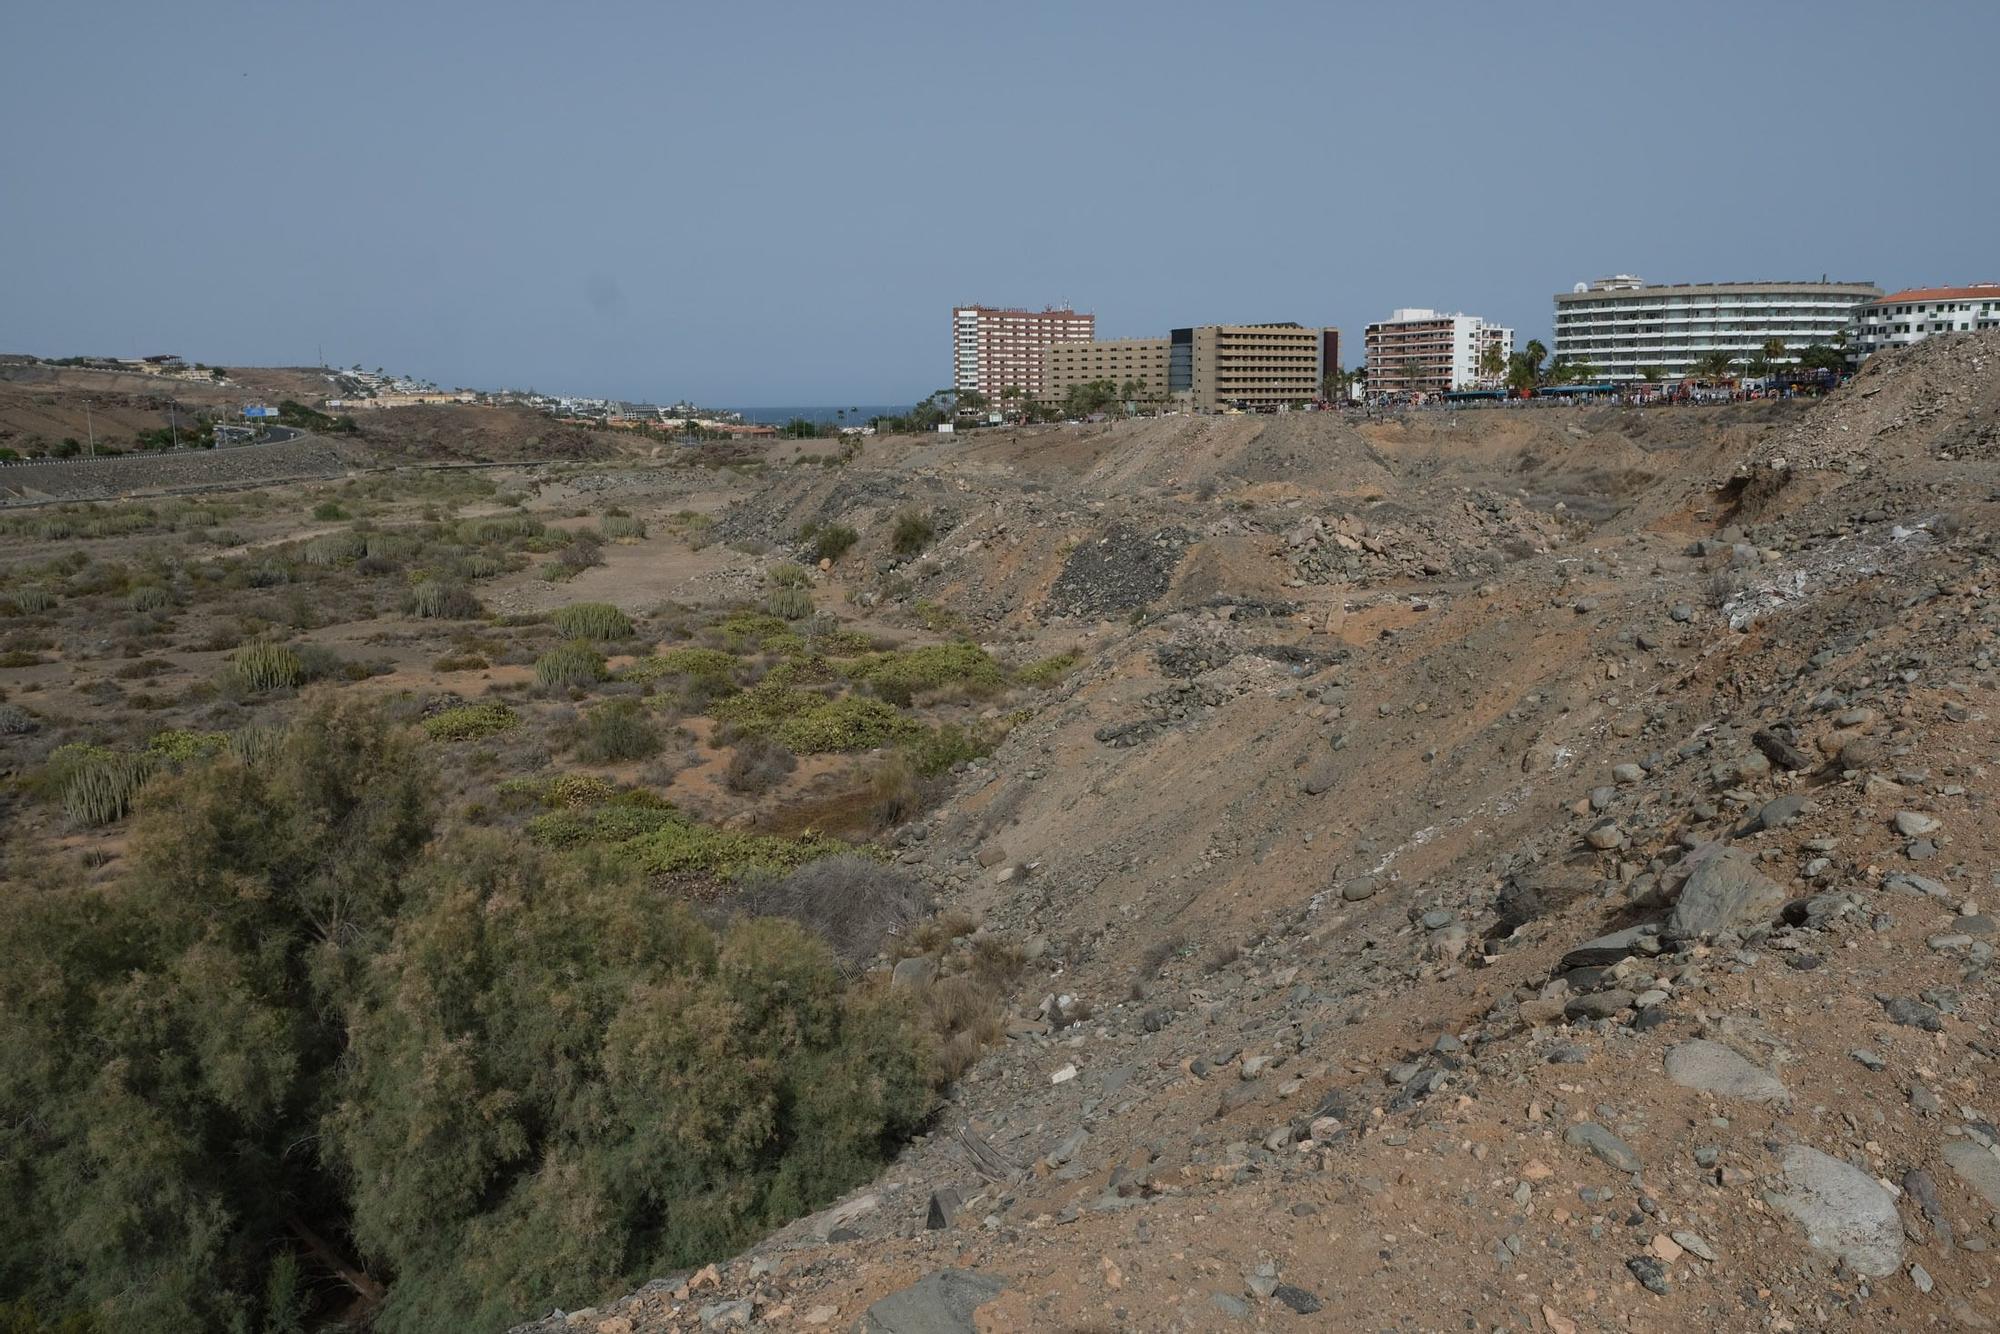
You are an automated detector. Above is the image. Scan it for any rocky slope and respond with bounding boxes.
[518,334,2000,1333]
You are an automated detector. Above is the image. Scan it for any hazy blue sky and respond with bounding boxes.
[4,2,1995,406]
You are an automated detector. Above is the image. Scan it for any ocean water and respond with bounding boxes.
[730,404,909,426]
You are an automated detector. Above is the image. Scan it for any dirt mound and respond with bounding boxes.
[1754,328,2000,471]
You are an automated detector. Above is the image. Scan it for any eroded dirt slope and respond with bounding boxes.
[519,336,2000,1333]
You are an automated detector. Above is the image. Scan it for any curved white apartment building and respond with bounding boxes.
[1552,276,1881,381]
[1851,285,2000,355]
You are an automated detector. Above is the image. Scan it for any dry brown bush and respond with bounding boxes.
[729,853,930,966]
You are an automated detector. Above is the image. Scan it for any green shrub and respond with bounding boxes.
[1016,651,1079,686]
[552,602,634,640]
[146,729,229,764]
[766,586,813,621]
[905,721,1003,776]
[715,686,916,754]
[312,501,350,521]
[11,587,55,614]
[844,642,1005,702]
[527,801,680,848]
[534,640,606,690]
[712,611,792,653]
[227,641,305,693]
[767,561,810,589]
[615,814,852,879]
[546,772,616,808]
[623,647,741,699]
[811,523,859,564]
[407,579,483,620]
[422,701,519,741]
[890,509,935,556]
[600,514,647,541]
[569,698,661,763]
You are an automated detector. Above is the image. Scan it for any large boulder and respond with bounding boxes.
[1767,1146,1903,1276]
[858,1269,1007,1334]
[1667,846,1787,941]
[1665,1040,1789,1104]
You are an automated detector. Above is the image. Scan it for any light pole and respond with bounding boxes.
[169,399,179,450]
[84,399,95,455]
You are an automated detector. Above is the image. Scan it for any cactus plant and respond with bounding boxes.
[229,642,305,693]
[766,586,813,621]
[535,641,607,690]
[408,579,483,620]
[552,602,634,639]
[55,747,158,827]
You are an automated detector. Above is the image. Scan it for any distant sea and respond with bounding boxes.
[731,404,909,426]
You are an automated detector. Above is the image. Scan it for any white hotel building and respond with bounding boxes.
[1851,284,2000,355]
[1551,276,1881,381]
[1362,309,1513,395]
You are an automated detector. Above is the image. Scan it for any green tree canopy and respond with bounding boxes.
[0,697,936,1332]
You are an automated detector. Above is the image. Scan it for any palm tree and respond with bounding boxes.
[1478,341,1506,385]
[1507,342,1548,392]
[1692,350,1737,382]
[1761,337,1787,366]
[1639,365,1663,384]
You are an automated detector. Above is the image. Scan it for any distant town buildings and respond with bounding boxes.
[1851,284,2000,356]
[326,391,474,410]
[951,305,1095,406]
[1363,310,1513,396]
[1551,276,1882,382]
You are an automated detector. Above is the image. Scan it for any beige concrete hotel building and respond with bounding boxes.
[1040,337,1172,403]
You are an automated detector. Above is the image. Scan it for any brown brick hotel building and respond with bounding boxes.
[952,305,1095,406]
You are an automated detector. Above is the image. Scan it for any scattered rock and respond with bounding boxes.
[1564,1122,1642,1174]
[698,1300,752,1331]
[1738,792,1806,835]
[1209,1292,1249,1320]
[1626,1255,1671,1295]
[1893,810,1941,837]
[891,957,938,990]
[1271,1285,1323,1314]
[1942,1140,2000,1210]
[1881,997,1944,1031]
[926,1188,962,1230]
[1671,1230,1717,1262]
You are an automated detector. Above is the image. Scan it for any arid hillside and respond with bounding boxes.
[506,334,2000,1332]
[5,335,1998,1333]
